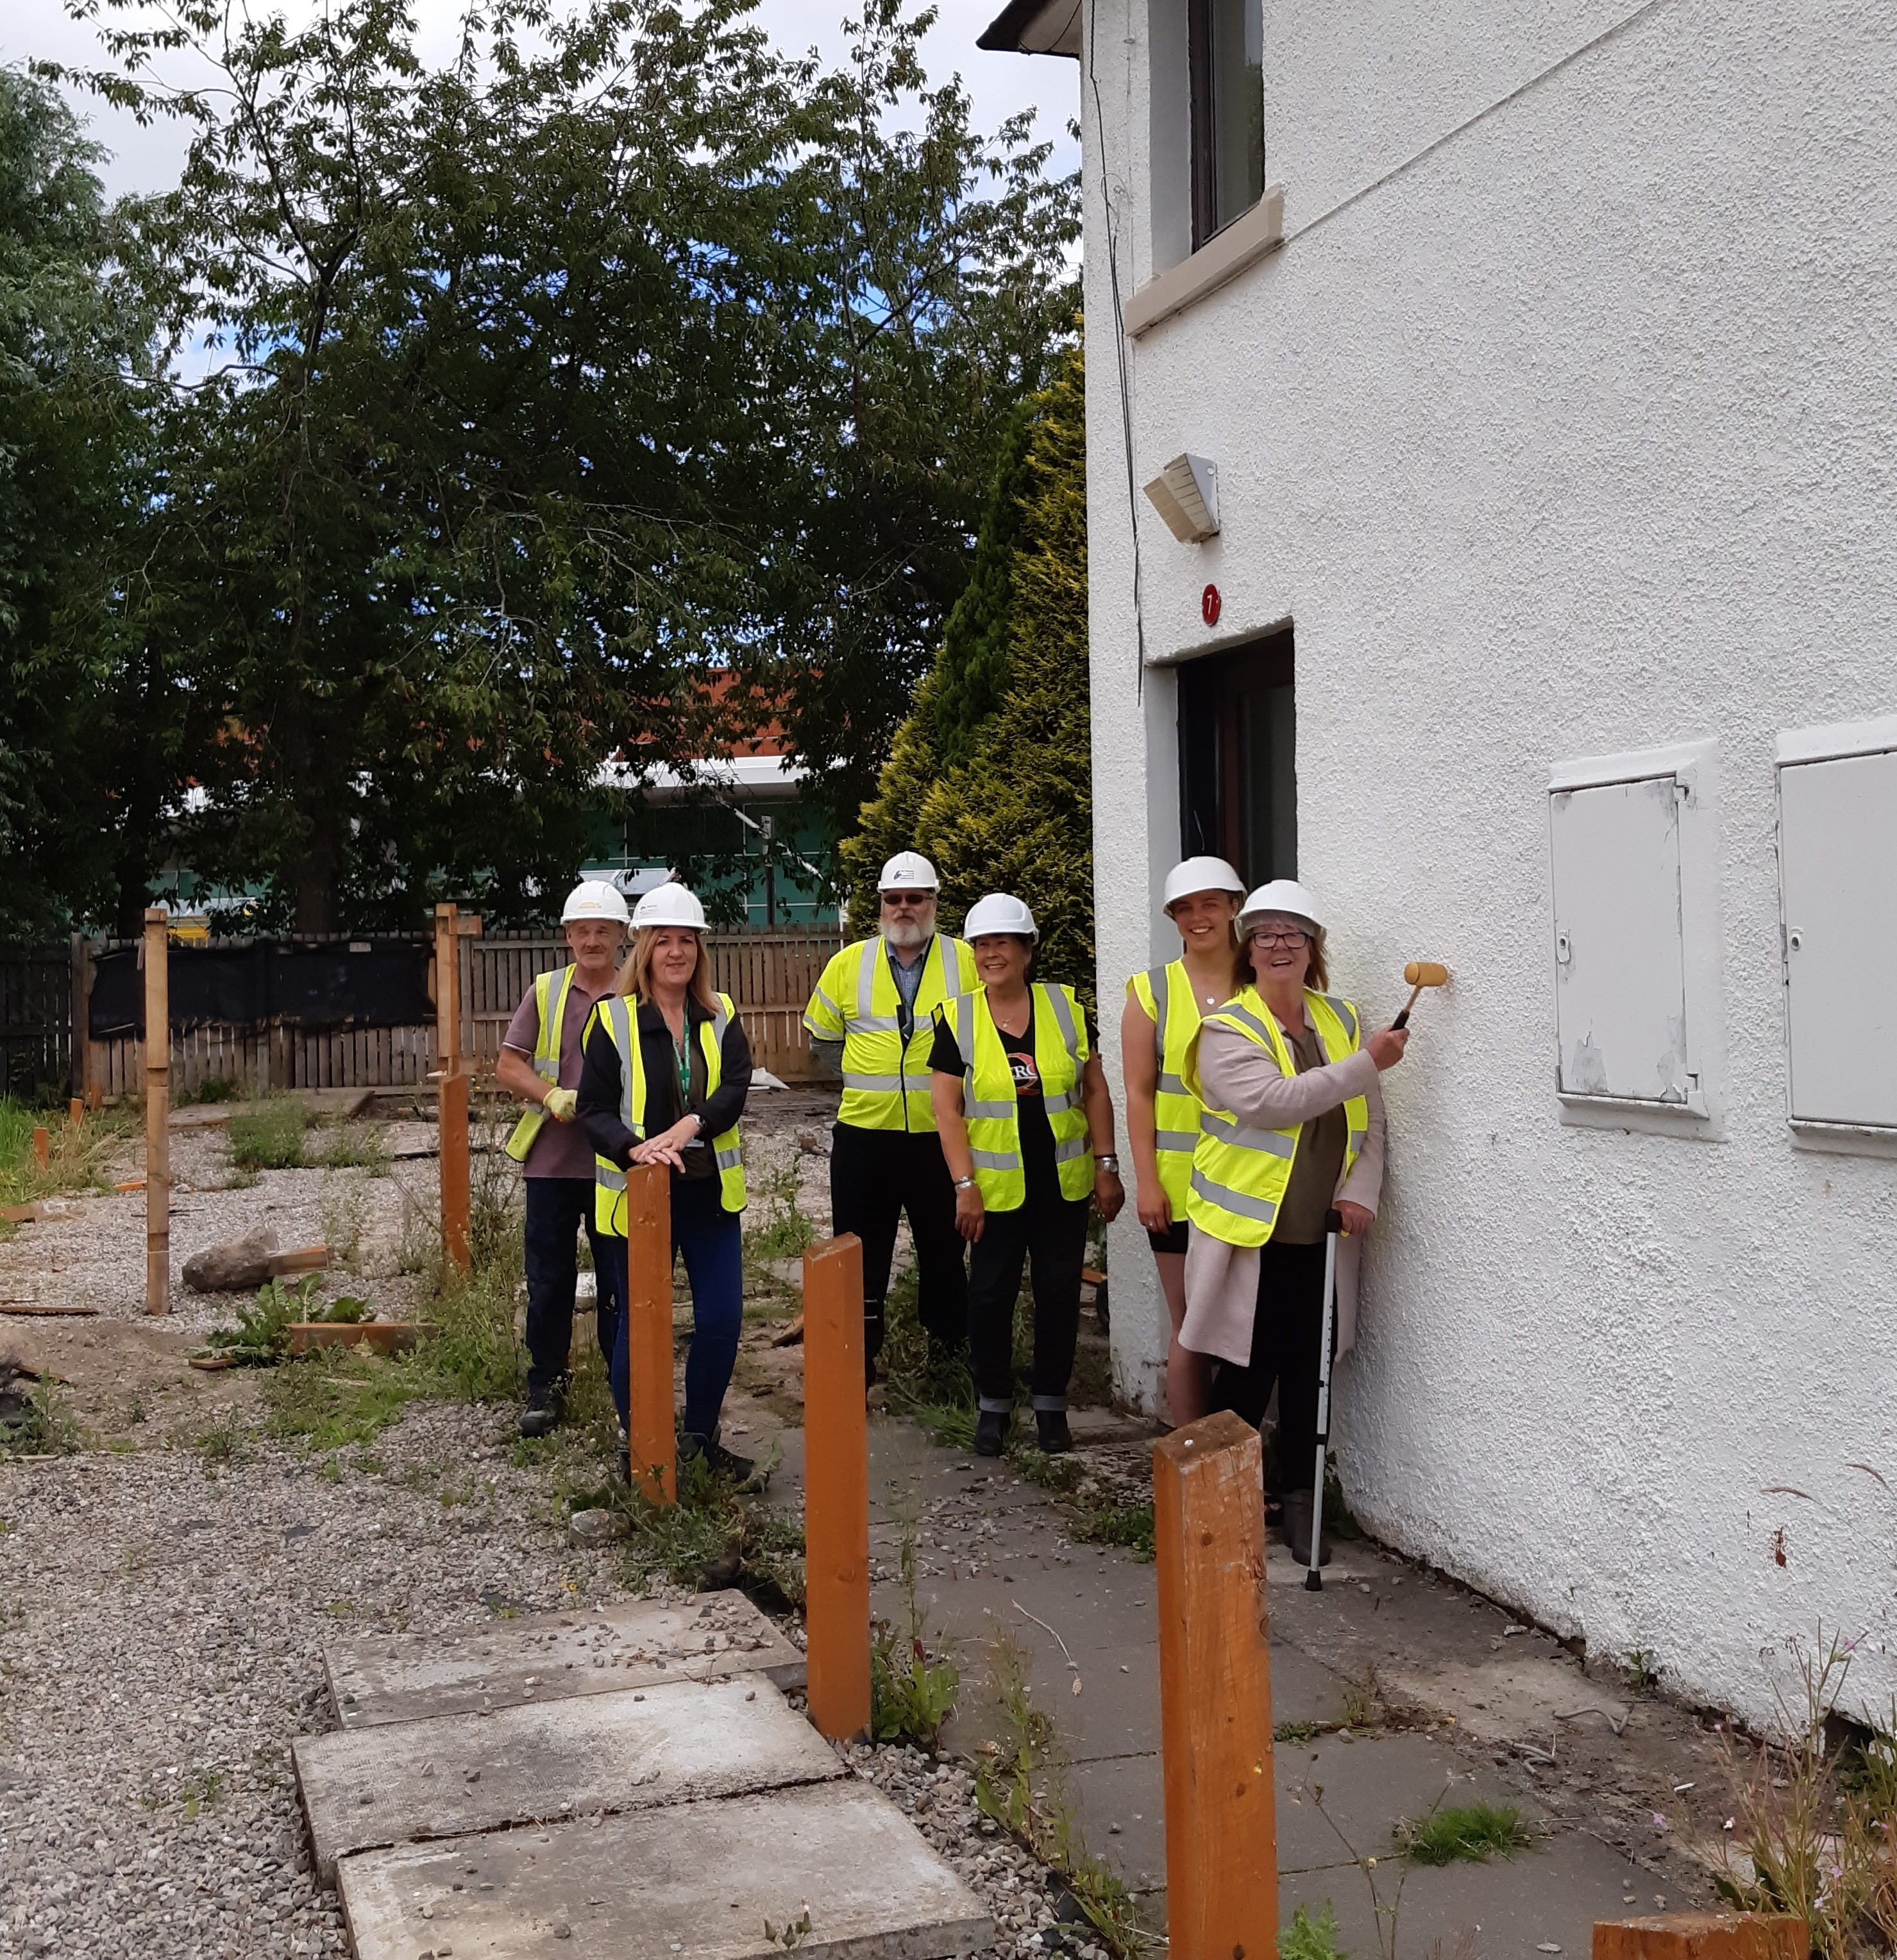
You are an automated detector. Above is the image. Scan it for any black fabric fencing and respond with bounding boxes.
[88,939,432,1039]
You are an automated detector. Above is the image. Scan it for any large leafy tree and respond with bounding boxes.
[40,0,1077,933]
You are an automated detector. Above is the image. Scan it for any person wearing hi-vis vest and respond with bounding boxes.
[496,880,632,1439]
[804,851,978,1382]
[577,881,755,1477]
[928,894,1125,1457]
[1120,855,1247,1427]
[1179,879,1406,1565]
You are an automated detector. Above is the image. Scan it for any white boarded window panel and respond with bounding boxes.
[1549,776,1692,1105]
[1779,747,1897,1130]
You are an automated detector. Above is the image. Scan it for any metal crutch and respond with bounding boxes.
[1304,1206,1342,1593]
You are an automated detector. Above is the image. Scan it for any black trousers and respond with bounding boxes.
[1212,1238,1329,1492]
[968,1184,1091,1412]
[523,1176,625,1399]
[830,1123,968,1360]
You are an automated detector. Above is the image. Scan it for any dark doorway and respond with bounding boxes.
[1177,629,1295,886]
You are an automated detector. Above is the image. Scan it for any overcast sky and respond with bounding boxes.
[5,0,1080,200]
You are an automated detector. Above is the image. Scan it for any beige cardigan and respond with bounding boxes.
[1179,1019,1387,1367]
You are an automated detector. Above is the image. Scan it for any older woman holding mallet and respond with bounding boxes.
[1177,880,1410,1566]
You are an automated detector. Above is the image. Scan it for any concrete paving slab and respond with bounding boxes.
[326,1593,805,1727]
[296,1675,839,1881]
[337,1779,994,1960]
[1281,1821,1647,1958]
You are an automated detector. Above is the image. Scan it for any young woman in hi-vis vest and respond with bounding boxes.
[1120,855,1247,1427]
[1178,880,1408,1566]
[929,893,1125,1459]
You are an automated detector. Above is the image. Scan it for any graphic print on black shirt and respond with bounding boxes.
[930,998,1061,1193]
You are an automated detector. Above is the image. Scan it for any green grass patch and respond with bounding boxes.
[0,1096,133,1211]
[1277,1902,1348,1960]
[1,1371,83,1457]
[1400,1801,1534,1866]
[741,1161,817,1269]
[318,1123,391,1174]
[1068,1495,1155,1561]
[228,1100,308,1169]
[870,1528,958,1751]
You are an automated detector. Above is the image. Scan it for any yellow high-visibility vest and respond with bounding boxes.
[804,934,977,1132]
[591,992,746,1233]
[937,983,1093,1211]
[504,964,578,1163]
[1126,959,1206,1216]
[1181,986,1367,1248]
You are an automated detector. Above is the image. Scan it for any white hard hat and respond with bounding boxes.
[1238,879,1324,934]
[1162,856,1246,910]
[963,892,1038,940]
[562,879,630,926]
[631,882,708,930]
[878,850,939,892]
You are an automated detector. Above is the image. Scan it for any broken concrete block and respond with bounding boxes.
[294,1675,839,1881]
[325,1595,805,1729]
[335,1779,992,1960]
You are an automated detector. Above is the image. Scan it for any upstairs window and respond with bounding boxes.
[1188,0,1264,249]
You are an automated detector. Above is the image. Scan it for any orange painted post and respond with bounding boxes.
[67,1098,82,1130]
[434,903,471,1274]
[623,1163,675,1504]
[31,1128,49,1169]
[1592,1915,1808,1960]
[142,908,171,1316]
[1153,1409,1276,1960]
[802,1232,870,1741]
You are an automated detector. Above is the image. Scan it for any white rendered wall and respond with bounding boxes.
[1081,0,1897,1725]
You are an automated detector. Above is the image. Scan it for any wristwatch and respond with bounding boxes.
[1097,1154,1120,1174]
[953,1175,976,1191]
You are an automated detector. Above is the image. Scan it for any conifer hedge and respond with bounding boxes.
[841,346,1094,1005]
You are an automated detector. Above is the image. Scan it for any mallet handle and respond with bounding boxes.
[1392,984,1425,1030]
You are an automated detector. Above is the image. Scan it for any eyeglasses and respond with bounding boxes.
[1249,928,1310,949]
[881,892,932,908]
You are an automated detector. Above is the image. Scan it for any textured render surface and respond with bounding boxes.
[325,1593,805,1727]
[335,1780,994,1960]
[295,1675,840,1879]
[1081,0,1897,1722]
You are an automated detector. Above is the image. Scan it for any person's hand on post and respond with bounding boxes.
[543,1086,578,1123]
[1336,1200,1374,1237]
[630,1116,700,1170]
[1367,1026,1410,1071]
[954,1182,985,1244]
[1134,1181,1172,1234]
[1094,1165,1126,1223]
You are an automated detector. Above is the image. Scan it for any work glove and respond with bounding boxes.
[544,1087,578,1123]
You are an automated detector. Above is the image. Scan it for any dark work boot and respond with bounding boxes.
[975,1407,1009,1457]
[518,1380,564,1439]
[1283,1490,1331,1566]
[1035,1409,1073,1454]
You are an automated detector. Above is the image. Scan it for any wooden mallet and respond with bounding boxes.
[1392,961,1448,1028]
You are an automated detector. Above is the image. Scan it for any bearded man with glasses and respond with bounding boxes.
[804,852,979,1384]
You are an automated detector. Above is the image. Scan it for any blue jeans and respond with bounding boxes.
[607,1175,743,1441]
[523,1177,625,1399]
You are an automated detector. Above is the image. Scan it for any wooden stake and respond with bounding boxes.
[623,1163,675,1505]
[803,1231,869,1742]
[1152,1409,1276,1960]
[31,1128,49,1169]
[1593,1914,1808,1960]
[67,1099,82,1130]
[434,903,471,1274]
[143,908,170,1316]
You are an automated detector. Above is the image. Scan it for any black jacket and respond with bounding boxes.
[578,994,752,1180]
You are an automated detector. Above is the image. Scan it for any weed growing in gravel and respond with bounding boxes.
[1304,1772,1454,1960]
[1622,1646,1660,1697]
[319,1123,390,1175]
[593,1450,805,1605]
[1068,1496,1154,1561]
[262,1349,423,1450]
[228,1100,308,1170]
[180,1767,226,1818]
[742,1161,817,1273]
[973,1632,1142,1960]
[0,1097,133,1210]
[0,1369,82,1456]
[1340,1664,1383,1731]
[203,1275,370,1366]
[1399,1801,1533,1866]
[871,1525,959,1752]
[194,1410,248,1471]
[1277,1902,1348,1960]
[428,1260,525,1400]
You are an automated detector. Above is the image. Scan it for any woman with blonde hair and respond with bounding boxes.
[578,882,753,1475]
[1179,880,1407,1564]
[1120,855,1246,1425]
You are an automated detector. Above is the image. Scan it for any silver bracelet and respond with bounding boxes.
[1096,1154,1120,1173]
[953,1175,976,1191]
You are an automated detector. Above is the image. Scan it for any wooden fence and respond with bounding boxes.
[3,923,845,1101]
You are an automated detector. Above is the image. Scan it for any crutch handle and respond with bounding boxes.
[1324,1207,1342,1236]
